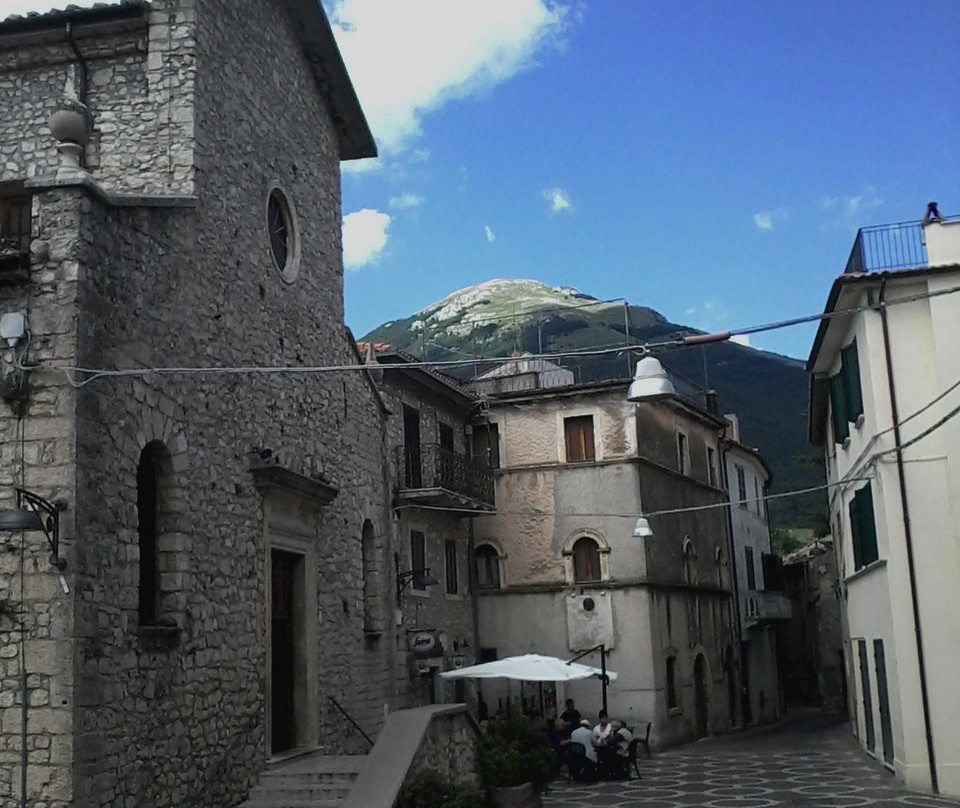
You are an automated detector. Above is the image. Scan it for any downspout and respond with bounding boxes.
[878,279,938,792]
[719,437,747,727]
[65,22,88,104]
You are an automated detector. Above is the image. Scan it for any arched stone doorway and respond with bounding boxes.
[694,654,709,739]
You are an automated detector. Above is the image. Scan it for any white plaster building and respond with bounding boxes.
[807,213,960,796]
[721,420,787,726]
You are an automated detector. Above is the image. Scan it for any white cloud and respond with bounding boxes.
[342,208,391,269]
[389,193,424,209]
[753,212,773,231]
[328,0,567,164]
[730,334,751,347]
[543,186,572,214]
[820,186,884,229]
[485,225,496,243]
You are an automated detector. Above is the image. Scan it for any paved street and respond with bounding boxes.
[545,711,959,808]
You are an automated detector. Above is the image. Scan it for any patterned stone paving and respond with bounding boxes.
[544,712,959,808]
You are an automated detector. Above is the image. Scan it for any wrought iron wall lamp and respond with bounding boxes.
[0,487,66,570]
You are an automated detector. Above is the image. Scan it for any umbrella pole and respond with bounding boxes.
[601,645,608,714]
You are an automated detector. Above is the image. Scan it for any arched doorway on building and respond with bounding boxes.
[694,654,709,739]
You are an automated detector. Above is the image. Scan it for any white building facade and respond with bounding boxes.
[807,215,960,796]
[722,427,786,726]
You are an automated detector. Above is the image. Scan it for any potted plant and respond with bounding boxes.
[477,717,556,808]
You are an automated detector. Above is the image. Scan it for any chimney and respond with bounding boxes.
[704,389,720,415]
[724,413,741,443]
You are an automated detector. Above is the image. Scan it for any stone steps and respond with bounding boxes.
[236,753,365,808]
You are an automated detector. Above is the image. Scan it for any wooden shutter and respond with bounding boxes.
[841,341,864,421]
[829,373,849,444]
[855,484,878,567]
[564,416,595,462]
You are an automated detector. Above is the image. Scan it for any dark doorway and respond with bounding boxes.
[874,640,894,764]
[271,550,301,754]
[439,422,455,453]
[694,654,709,739]
[857,639,875,753]
[725,646,737,726]
[740,640,753,725]
[403,405,422,488]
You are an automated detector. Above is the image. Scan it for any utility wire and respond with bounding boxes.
[52,279,960,387]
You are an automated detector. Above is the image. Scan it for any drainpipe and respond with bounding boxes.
[65,22,88,104]
[718,436,747,728]
[878,279,938,793]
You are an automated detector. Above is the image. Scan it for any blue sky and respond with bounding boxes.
[9,1,958,359]
[330,0,960,358]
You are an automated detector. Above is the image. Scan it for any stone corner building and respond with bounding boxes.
[0,2,398,806]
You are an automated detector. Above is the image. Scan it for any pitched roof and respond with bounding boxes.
[0,0,377,161]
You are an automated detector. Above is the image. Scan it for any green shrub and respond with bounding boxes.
[399,768,484,808]
[476,716,556,791]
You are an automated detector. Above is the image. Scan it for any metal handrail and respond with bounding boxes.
[844,219,928,274]
[328,695,374,748]
[397,444,495,504]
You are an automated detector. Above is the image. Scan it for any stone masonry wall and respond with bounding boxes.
[0,188,83,808]
[0,0,196,194]
[406,708,480,789]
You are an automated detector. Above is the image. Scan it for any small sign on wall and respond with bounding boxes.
[409,630,444,658]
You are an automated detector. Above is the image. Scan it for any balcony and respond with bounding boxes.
[844,219,927,275]
[744,590,791,624]
[396,444,495,514]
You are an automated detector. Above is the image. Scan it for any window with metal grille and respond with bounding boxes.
[0,184,32,260]
[444,539,458,595]
[572,536,601,582]
[471,423,500,469]
[564,415,595,463]
[475,544,500,589]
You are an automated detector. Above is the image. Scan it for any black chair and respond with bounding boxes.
[566,742,596,784]
[638,722,652,758]
[625,738,642,780]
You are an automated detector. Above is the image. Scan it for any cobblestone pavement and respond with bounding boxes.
[544,711,959,808]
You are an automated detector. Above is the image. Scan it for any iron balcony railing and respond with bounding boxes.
[398,443,495,506]
[844,219,928,275]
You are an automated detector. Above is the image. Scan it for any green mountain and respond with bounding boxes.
[364,279,826,533]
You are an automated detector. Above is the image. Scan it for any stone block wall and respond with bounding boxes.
[0,0,196,194]
[406,708,480,789]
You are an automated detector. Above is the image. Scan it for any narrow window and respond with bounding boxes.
[753,478,761,515]
[666,656,678,709]
[564,415,595,463]
[439,422,455,453]
[444,539,459,595]
[677,431,689,475]
[410,530,427,589]
[707,446,717,487]
[849,482,878,570]
[0,183,32,259]
[471,423,500,469]
[137,445,161,625]
[745,546,757,590]
[572,536,601,582]
[736,465,747,508]
[475,544,501,590]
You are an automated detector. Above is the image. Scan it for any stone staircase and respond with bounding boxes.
[237,754,366,808]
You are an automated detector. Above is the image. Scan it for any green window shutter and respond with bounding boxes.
[856,483,879,567]
[830,373,849,444]
[842,341,864,422]
[849,493,863,570]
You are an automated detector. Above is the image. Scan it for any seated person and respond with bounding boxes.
[605,721,634,779]
[567,719,598,782]
[593,710,614,746]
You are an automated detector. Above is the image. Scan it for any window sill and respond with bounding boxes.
[844,558,886,585]
[667,707,682,717]
[137,622,181,652]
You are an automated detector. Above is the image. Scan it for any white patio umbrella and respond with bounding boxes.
[439,653,618,682]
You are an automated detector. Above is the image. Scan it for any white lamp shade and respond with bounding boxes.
[633,517,654,538]
[627,356,676,402]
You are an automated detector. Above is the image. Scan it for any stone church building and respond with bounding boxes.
[0,2,400,806]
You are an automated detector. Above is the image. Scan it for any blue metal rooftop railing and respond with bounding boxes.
[844,219,928,274]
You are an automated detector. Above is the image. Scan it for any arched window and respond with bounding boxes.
[572,537,601,583]
[475,544,501,590]
[682,537,697,585]
[137,443,162,625]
